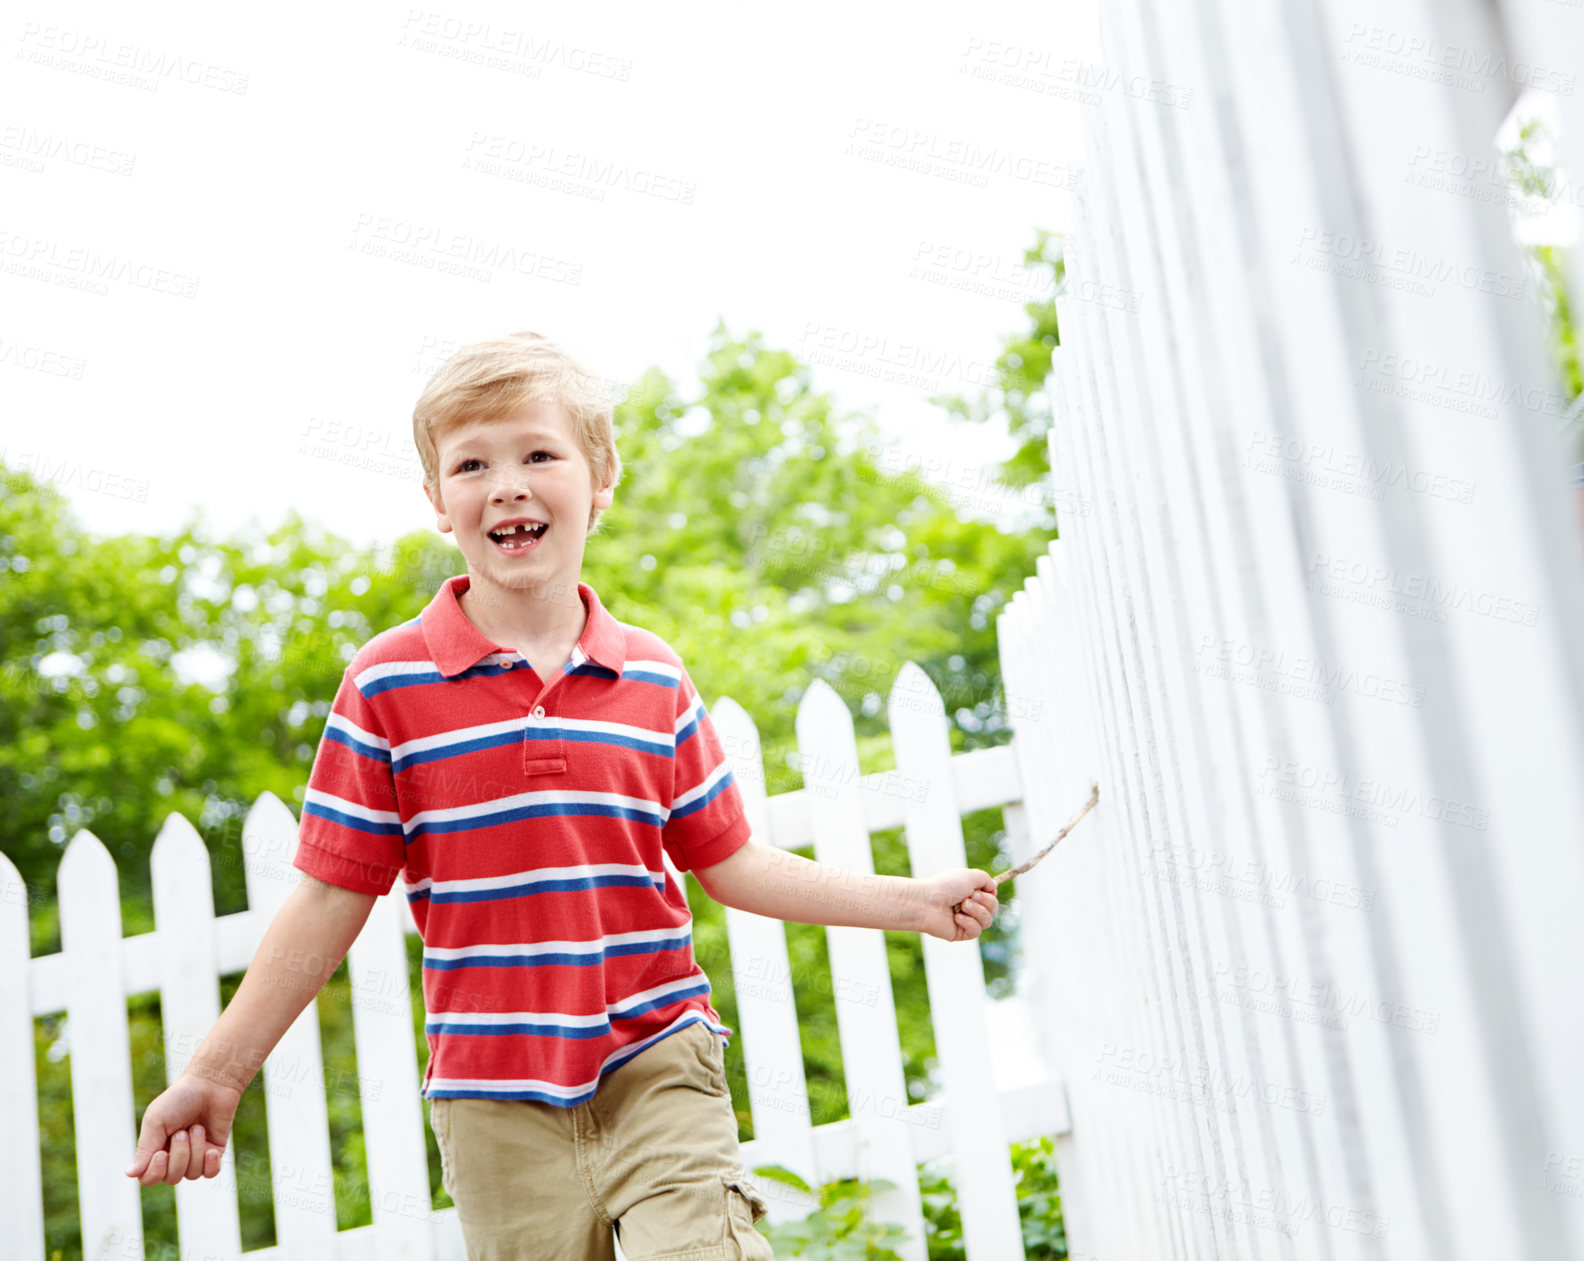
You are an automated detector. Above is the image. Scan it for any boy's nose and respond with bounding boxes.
[491,475,532,501]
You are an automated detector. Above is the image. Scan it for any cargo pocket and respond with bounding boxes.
[722,1172,774,1259]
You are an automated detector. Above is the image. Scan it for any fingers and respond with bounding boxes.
[166,1126,225,1183]
[164,1129,192,1184]
[132,1147,171,1187]
[952,889,997,938]
[185,1125,207,1181]
[126,1118,170,1182]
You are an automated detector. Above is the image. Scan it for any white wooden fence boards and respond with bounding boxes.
[246,792,341,1260]
[152,812,244,1260]
[0,851,46,1261]
[713,696,821,1216]
[798,679,930,1260]
[1006,1,1584,1258]
[5,664,1067,1261]
[60,832,142,1261]
[893,662,1025,1261]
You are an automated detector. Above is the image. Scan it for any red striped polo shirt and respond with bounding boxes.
[291,572,752,1106]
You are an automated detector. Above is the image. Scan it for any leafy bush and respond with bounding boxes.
[756,1135,1067,1260]
[1010,1137,1067,1257]
[753,1167,909,1260]
[919,1136,1067,1260]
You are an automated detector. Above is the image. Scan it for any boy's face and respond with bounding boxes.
[424,398,614,607]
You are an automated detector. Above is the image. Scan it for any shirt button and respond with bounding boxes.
[532,705,546,719]
[502,661,514,669]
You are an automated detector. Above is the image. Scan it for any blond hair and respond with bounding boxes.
[413,331,623,535]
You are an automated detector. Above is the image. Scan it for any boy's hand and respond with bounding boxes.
[125,1072,242,1187]
[919,869,998,942]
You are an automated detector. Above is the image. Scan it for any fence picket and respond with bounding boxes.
[796,679,928,1261]
[151,811,244,1260]
[890,663,1024,1260]
[241,792,338,1258]
[347,891,433,1261]
[0,852,45,1261]
[59,830,143,1261]
[711,697,819,1219]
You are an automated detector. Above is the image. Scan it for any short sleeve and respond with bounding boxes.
[293,664,406,896]
[662,665,751,873]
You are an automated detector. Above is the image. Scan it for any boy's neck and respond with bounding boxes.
[458,575,588,651]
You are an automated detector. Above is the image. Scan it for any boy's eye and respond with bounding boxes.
[453,451,553,472]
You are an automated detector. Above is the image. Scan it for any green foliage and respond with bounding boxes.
[928,230,1064,509]
[757,1135,1068,1260]
[917,1162,962,1257]
[918,1136,1067,1260]
[754,1167,910,1260]
[1012,1137,1068,1257]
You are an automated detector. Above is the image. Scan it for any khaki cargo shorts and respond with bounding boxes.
[431,1020,774,1260]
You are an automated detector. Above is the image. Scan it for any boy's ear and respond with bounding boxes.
[424,481,453,534]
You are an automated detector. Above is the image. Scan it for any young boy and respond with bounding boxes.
[125,331,1001,1260]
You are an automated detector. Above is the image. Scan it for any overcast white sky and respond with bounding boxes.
[3,1,1102,552]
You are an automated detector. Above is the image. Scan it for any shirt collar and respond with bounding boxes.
[421,574,626,680]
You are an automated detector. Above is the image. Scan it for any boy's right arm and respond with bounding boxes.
[125,873,378,1187]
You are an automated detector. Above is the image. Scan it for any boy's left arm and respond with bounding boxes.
[692,838,998,943]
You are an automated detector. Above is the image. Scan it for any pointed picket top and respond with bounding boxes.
[0,849,28,932]
[58,827,119,902]
[712,695,754,734]
[794,675,849,731]
[0,848,26,915]
[712,696,771,811]
[709,696,770,875]
[150,810,210,881]
[0,848,45,1261]
[893,659,937,719]
[243,790,305,916]
[888,663,954,845]
[889,659,945,724]
[794,678,862,806]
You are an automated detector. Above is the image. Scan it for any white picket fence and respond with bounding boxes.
[1012,0,1584,1259]
[0,669,1070,1261]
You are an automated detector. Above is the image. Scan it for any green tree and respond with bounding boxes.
[928,230,1064,508]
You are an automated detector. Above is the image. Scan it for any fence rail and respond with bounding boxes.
[1,668,1066,1261]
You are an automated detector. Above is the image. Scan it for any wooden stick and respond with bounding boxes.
[951,783,1100,918]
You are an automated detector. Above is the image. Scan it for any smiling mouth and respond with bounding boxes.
[488,522,548,553]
